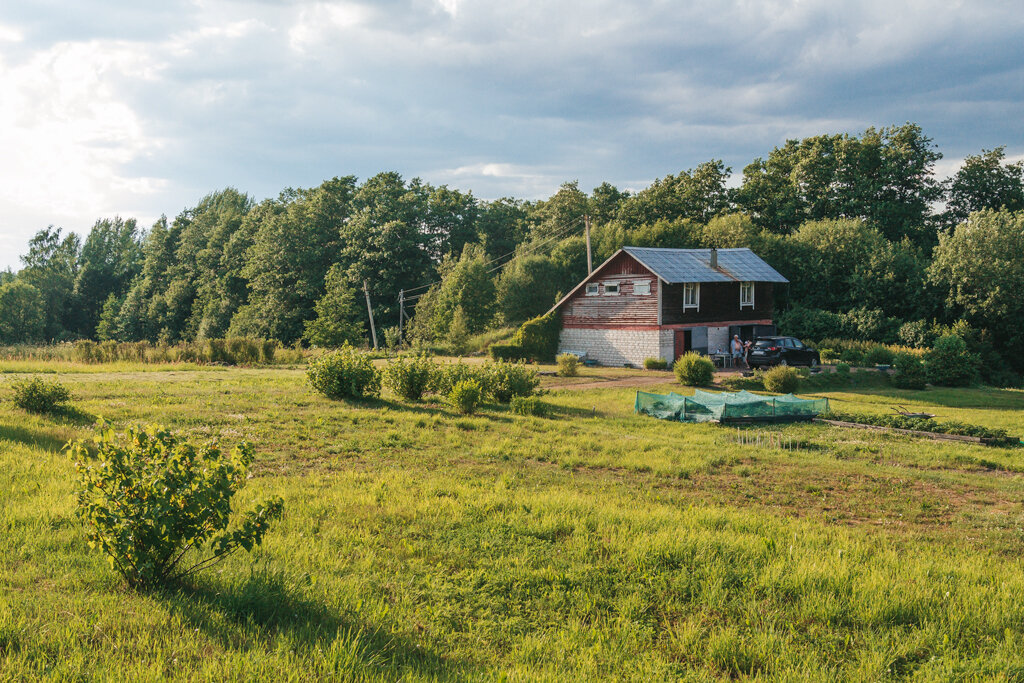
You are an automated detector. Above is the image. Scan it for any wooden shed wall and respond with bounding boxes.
[560,252,660,327]
[661,282,775,325]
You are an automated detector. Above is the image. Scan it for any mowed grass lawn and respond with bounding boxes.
[3,364,1024,681]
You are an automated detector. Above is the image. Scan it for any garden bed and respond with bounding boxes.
[817,411,1019,447]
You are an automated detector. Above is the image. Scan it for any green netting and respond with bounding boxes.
[635,389,828,423]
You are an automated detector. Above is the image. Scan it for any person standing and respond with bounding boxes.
[731,335,745,369]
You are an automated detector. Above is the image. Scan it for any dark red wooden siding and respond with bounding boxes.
[661,282,775,325]
[561,252,660,326]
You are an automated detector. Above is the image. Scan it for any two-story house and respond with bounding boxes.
[550,246,788,367]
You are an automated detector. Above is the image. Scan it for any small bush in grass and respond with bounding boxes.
[864,345,895,366]
[11,377,71,413]
[483,360,539,402]
[839,348,864,366]
[66,422,283,589]
[432,362,482,396]
[762,365,800,394]
[643,357,668,370]
[448,379,481,415]
[556,353,579,377]
[674,352,714,387]
[306,344,381,399]
[892,352,928,390]
[382,354,437,401]
[510,395,548,417]
[835,363,851,376]
[489,343,526,361]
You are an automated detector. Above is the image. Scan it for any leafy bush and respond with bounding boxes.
[777,306,848,341]
[897,319,936,348]
[489,343,526,361]
[510,395,548,417]
[643,357,668,370]
[432,362,483,396]
[762,365,800,394]
[511,311,560,362]
[482,360,539,403]
[674,352,714,387]
[65,422,284,589]
[306,344,381,399]
[864,345,895,366]
[448,379,481,415]
[556,353,579,377]
[835,363,851,376]
[382,354,437,401]
[11,377,71,413]
[839,348,865,366]
[892,352,927,390]
[925,335,979,387]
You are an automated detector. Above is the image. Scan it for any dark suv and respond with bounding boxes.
[748,336,820,368]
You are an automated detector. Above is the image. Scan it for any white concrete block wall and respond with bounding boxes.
[659,330,675,364]
[558,328,661,367]
[707,326,730,356]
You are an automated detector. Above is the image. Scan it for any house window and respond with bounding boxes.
[633,280,651,296]
[585,283,599,296]
[740,281,754,309]
[603,281,619,295]
[683,282,699,310]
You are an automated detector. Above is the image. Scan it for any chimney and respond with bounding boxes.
[709,247,718,269]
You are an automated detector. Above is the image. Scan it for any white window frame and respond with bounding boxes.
[683,282,700,311]
[740,281,755,309]
[585,282,599,296]
[603,281,620,295]
[633,280,651,296]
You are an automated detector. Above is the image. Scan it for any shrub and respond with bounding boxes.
[489,343,526,361]
[674,352,715,387]
[511,311,560,362]
[835,363,851,376]
[839,347,865,366]
[260,339,278,364]
[864,345,895,366]
[643,357,668,370]
[926,335,979,387]
[483,360,539,403]
[382,354,437,401]
[892,352,928,390]
[432,362,483,396]
[11,377,71,413]
[762,365,800,394]
[556,353,579,377]
[510,395,548,417]
[306,344,381,399]
[448,379,481,415]
[65,422,284,589]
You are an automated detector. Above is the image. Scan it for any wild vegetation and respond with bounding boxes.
[2,125,1023,384]
[3,360,1024,679]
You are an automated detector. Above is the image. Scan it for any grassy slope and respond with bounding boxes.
[2,366,1024,680]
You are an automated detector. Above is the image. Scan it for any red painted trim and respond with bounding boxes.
[658,319,774,330]
[563,324,661,331]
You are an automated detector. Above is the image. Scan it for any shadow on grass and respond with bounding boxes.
[49,405,97,427]
[164,568,468,680]
[0,423,71,453]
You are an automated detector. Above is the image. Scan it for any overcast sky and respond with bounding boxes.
[1,0,1022,270]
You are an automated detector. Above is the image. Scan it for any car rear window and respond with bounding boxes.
[753,340,776,348]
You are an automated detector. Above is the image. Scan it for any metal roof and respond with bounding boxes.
[621,246,788,284]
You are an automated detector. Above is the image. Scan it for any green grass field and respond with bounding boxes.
[2,362,1024,680]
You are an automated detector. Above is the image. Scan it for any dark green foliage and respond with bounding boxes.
[511,311,560,362]
[943,147,1024,227]
[68,338,277,365]
[617,160,732,229]
[643,357,668,370]
[777,306,848,341]
[556,353,579,377]
[11,377,71,413]
[822,410,1017,447]
[72,217,144,337]
[674,353,715,387]
[493,254,564,327]
[431,362,481,397]
[489,343,526,361]
[303,264,364,348]
[18,226,80,340]
[448,379,481,415]
[65,422,284,588]
[835,363,851,375]
[306,345,381,399]
[482,361,539,403]
[864,345,896,366]
[762,366,800,394]
[925,335,979,387]
[892,353,928,390]
[0,280,46,343]
[510,395,548,417]
[382,354,437,401]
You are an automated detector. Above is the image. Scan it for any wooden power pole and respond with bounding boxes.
[363,280,378,350]
[398,289,405,340]
[584,214,593,274]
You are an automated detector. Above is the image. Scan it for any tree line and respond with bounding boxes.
[2,123,1023,381]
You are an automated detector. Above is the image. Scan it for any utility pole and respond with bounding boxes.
[398,289,404,341]
[363,280,378,350]
[584,214,593,274]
